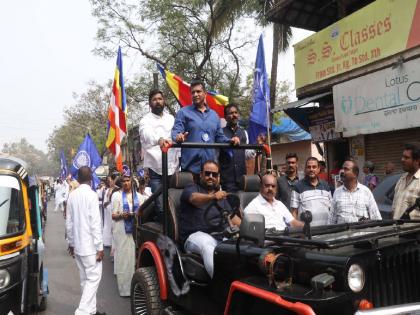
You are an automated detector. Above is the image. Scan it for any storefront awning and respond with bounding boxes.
[272,91,332,132]
[272,91,332,113]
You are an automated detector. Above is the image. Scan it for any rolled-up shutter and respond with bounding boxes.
[365,127,420,180]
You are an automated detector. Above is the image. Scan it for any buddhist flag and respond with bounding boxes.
[157,64,229,118]
[106,47,127,172]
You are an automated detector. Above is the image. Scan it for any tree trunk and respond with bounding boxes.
[270,23,281,110]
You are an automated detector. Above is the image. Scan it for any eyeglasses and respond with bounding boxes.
[204,171,219,177]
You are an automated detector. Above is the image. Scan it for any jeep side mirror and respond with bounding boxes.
[240,213,265,247]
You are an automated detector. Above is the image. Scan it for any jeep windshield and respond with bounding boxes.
[0,175,25,238]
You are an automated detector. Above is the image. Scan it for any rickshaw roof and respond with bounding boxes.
[0,155,29,184]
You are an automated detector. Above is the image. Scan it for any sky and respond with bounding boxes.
[0,1,312,153]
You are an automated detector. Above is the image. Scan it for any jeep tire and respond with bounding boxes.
[131,266,163,315]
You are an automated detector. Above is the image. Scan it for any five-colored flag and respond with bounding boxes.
[106,47,127,172]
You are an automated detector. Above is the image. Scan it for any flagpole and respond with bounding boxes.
[266,95,273,172]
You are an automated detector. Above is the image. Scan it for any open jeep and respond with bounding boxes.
[131,143,420,315]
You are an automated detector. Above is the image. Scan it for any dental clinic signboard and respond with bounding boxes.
[333,58,420,137]
[294,0,420,89]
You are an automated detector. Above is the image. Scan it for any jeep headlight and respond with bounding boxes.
[0,269,10,290]
[347,264,365,293]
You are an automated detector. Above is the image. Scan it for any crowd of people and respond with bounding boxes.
[59,78,420,315]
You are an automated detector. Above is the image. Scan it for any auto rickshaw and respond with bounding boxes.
[0,156,48,315]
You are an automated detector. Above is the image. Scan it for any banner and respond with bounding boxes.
[294,0,420,89]
[333,57,420,137]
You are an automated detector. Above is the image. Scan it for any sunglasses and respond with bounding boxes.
[204,171,219,177]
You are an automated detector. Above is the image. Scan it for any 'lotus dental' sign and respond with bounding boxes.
[333,58,420,137]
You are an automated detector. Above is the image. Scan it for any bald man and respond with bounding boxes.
[244,174,303,230]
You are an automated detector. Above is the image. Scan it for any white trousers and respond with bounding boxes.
[75,254,102,315]
[184,231,218,278]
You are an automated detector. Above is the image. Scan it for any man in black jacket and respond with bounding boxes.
[219,104,254,192]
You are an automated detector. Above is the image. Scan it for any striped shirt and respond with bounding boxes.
[329,182,381,224]
[392,169,420,219]
[290,178,332,226]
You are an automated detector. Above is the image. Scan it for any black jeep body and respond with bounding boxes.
[130,143,420,315]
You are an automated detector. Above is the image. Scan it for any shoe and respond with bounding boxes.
[94,312,106,315]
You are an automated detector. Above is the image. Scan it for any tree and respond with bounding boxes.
[2,139,54,176]
[211,0,292,109]
[90,0,255,98]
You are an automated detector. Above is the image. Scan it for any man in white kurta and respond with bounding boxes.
[66,167,105,315]
[139,89,179,222]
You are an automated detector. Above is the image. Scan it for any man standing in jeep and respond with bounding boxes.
[179,160,241,278]
[171,79,240,178]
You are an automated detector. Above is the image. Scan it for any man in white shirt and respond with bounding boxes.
[329,159,381,224]
[139,89,179,222]
[66,166,105,315]
[244,174,303,230]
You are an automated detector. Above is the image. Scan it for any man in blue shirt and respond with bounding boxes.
[171,79,240,175]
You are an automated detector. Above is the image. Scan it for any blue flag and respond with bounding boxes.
[248,34,270,144]
[60,149,68,180]
[70,134,102,189]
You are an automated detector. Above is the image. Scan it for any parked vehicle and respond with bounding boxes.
[0,156,48,314]
[131,144,420,315]
[372,174,401,219]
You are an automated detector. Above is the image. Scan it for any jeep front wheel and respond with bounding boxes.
[131,266,163,315]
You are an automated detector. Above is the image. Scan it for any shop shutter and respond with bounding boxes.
[365,128,420,179]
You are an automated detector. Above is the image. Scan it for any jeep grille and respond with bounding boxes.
[367,248,420,307]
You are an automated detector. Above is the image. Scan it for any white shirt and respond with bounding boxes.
[139,111,179,175]
[66,184,103,256]
[329,182,381,224]
[244,194,294,230]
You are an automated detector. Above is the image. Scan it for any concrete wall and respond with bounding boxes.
[270,140,322,176]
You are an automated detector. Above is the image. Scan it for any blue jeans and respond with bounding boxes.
[149,169,163,222]
[184,231,219,278]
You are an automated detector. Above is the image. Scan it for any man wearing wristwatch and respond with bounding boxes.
[179,160,241,278]
[139,89,179,222]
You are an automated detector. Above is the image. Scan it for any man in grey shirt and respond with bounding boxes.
[277,153,299,210]
[291,157,332,226]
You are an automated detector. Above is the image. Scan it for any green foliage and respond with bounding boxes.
[2,139,54,176]
[90,0,256,98]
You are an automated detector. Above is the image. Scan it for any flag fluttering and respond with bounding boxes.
[157,64,229,118]
[60,149,68,180]
[106,47,127,172]
[70,134,102,189]
[248,34,271,144]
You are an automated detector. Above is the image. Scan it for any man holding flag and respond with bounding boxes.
[171,78,240,177]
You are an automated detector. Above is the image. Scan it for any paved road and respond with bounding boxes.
[39,200,131,315]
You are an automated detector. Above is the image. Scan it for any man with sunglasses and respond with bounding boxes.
[179,160,241,278]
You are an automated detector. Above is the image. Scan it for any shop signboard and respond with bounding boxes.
[308,104,341,142]
[333,58,420,137]
[294,0,420,89]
